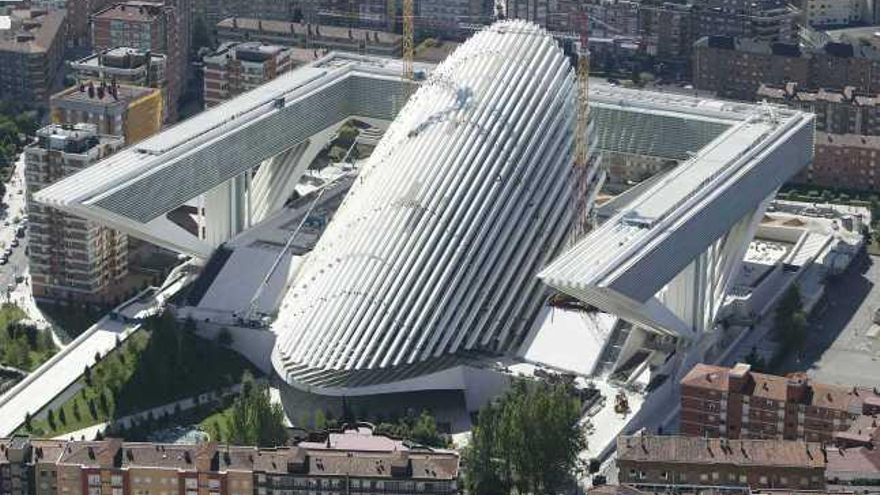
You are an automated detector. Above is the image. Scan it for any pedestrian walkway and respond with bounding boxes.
[0,317,138,436]
[0,280,184,436]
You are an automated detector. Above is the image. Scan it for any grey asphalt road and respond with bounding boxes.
[0,232,28,300]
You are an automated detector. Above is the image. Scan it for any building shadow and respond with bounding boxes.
[782,251,875,374]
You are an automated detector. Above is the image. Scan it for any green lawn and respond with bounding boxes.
[199,405,234,442]
[0,303,57,371]
[21,313,258,438]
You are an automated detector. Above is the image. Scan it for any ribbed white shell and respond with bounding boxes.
[272,20,577,386]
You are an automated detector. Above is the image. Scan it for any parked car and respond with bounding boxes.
[11,239,19,248]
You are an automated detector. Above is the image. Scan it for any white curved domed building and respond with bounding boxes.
[271,21,591,394]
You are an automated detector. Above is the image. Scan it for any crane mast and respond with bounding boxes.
[571,10,592,244]
[402,0,415,91]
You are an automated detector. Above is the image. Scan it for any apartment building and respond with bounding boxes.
[591,486,850,495]
[307,0,392,30]
[694,36,880,100]
[680,363,880,442]
[0,8,66,106]
[255,430,459,495]
[802,0,869,27]
[49,0,116,48]
[504,0,579,33]
[693,36,810,100]
[91,1,189,122]
[1,437,67,495]
[419,0,494,36]
[0,431,459,495]
[756,84,880,191]
[640,2,694,69]
[215,17,402,57]
[804,133,880,191]
[583,0,641,39]
[617,435,826,490]
[757,83,880,135]
[202,42,294,108]
[69,47,169,113]
[24,124,126,303]
[826,414,880,487]
[0,437,34,495]
[193,0,304,33]
[50,82,162,145]
[692,0,796,42]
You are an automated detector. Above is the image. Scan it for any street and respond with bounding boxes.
[0,153,31,305]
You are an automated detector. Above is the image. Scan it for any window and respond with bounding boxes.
[760,476,768,485]
[739,475,747,483]
[700,474,709,482]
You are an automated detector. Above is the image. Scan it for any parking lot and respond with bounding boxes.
[785,252,880,387]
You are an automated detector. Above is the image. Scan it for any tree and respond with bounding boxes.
[47,409,56,430]
[84,365,92,386]
[24,412,31,431]
[209,420,223,442]
[775,285,808,351]
[73,399,82,422]
[217,327,233,347]
[88,398,98,419]
[373,411,448,448]
[744,346,767,372]
[314,409,327,431]
[226,373,288,447]
[99,389,110,415]
[58,407,67,425]
[463,380,587,495]
[192,16,212,50]
[409,410,445,447]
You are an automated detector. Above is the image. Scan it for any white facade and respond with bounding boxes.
[34,25,817,396]
[540,104,815,380]
[272,21,588,392]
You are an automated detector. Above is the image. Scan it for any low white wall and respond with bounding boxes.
[192,321,277,374]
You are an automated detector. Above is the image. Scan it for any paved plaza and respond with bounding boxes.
[785,252,880,387]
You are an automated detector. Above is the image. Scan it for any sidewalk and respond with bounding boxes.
[0,283,181,436]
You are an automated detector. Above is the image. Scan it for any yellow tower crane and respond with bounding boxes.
[570,10,592,245]
[401,0,415,97]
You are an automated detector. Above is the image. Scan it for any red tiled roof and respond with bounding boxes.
[618,435,826,469]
